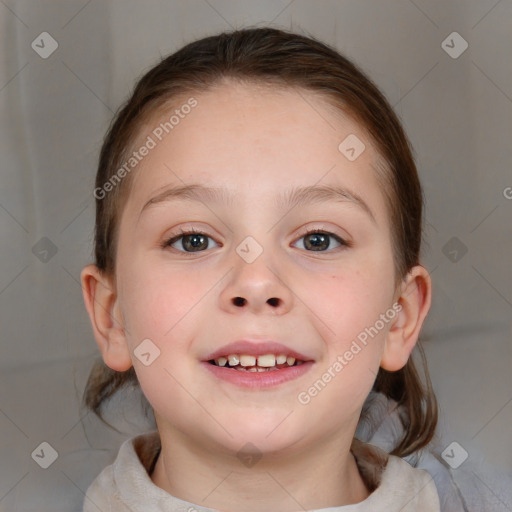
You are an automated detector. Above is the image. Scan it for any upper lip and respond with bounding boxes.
[204,340,313,362]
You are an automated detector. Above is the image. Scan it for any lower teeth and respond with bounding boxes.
[235,366,279,372]
[209,361,304,370]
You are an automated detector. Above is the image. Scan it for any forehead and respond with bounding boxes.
[124,81,389,226]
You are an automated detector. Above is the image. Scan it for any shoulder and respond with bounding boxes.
[83,431,162,512]
[351,439,440,511]
[379,454,441,510]
[83,461,117,512]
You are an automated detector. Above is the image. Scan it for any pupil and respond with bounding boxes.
[306,233,329,251]
[184,234,208,251]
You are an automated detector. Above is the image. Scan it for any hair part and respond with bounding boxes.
[84,27,437,458]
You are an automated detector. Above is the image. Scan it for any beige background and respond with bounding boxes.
[0,1,511,510]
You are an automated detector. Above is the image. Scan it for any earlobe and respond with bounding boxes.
[380,266,432,372]
[80,264,133,372]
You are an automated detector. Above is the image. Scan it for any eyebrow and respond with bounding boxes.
[139,183,376,223]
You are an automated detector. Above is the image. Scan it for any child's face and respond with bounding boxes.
[114,82,398,455]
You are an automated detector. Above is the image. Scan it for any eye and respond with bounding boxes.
[292,229,347,252]
[163,229,220,253]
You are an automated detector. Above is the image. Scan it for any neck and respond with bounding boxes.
[151,426,369,511]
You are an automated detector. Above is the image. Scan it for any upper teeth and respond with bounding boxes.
[215,354,298,368]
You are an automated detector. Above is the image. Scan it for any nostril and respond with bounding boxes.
[231,297,280,307]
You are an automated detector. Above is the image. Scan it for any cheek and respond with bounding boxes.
[117,263,208,418]
[298,272,393,421]
[314,265,396,345]
[311,262,395,401]
[119,261,210,342]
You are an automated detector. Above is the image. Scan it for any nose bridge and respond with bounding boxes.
[219,235,293,314]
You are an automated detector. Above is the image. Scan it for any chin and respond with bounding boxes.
[214,410,306,454]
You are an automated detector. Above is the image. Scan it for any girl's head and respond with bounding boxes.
[82,27,436,459]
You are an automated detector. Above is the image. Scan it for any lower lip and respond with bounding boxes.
[201,361,314,389]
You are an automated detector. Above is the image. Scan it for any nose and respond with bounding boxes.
[219,252,294,316]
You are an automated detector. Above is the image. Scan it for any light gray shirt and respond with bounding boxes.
[83,431,440,512]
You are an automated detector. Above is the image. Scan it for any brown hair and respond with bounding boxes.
[83,27,437,457]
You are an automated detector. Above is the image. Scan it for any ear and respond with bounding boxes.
[80,264,132,371]
[380,265,432,372]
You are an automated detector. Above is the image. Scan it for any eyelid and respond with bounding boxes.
[162,224,221,243]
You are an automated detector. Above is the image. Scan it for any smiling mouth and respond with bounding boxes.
[208,353,305,372]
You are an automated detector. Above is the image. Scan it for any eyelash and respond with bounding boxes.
[161,227,350,254]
